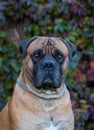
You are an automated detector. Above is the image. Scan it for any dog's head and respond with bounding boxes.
[19,36,76,96]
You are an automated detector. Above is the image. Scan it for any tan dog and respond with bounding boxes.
[0,36,76,130]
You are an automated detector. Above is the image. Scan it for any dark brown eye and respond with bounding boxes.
[33,49,43,58]
[31,49,44,63]
[54,49,65,64]
[34,53,40,58]
[57,53,63,58]
[55,51,64,59]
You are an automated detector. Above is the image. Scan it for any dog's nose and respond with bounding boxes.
[43,61,55,71]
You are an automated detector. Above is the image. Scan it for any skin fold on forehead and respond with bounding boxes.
[27,37,69,56]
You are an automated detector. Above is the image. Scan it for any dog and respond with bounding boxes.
[0,36,76,130]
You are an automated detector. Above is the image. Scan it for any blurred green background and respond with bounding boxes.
[0,0,94,129]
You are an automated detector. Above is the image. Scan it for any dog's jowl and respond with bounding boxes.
[0,36,76,130]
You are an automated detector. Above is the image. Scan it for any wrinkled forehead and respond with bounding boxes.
[27,37,68,55]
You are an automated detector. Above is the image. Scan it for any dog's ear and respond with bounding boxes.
[60,37,76,61]
[65,41,76,61]
[19,36,38,60]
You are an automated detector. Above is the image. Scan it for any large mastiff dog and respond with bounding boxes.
[0,36,76,130]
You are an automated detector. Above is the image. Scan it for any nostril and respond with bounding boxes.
[43,62,55,71]
[43,63,48,68]
[50,63,54,68]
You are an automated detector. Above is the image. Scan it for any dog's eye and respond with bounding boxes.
[55,50,64,59]
[34,53,40,58]
[31,49,44,63]
[57,53,63,58]
[54,49,65,63]
[33,49,43,58]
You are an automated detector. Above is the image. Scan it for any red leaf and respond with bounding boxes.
[90,59,94,69]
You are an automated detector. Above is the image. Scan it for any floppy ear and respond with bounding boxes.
[19,36,38,60]
[65,41,76,61]
[60,37,76,61]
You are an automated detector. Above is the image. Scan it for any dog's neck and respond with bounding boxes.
[19,67,26,84]
[18,68,67,100]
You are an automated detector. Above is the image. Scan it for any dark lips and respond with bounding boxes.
[43,78,54,89]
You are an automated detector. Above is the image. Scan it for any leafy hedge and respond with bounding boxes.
[0,0,94,129]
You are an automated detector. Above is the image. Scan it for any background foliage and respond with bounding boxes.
[0,0,94,129]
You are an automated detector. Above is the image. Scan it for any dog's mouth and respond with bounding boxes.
[42,79,56,94]
[42,78,54,89]
[33,67,63,95]
[34,76,60,95]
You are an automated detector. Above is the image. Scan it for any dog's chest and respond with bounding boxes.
[43,102,59,130]
[44,121,58,130]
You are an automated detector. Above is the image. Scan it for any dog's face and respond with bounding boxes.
[19,37,76,95]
